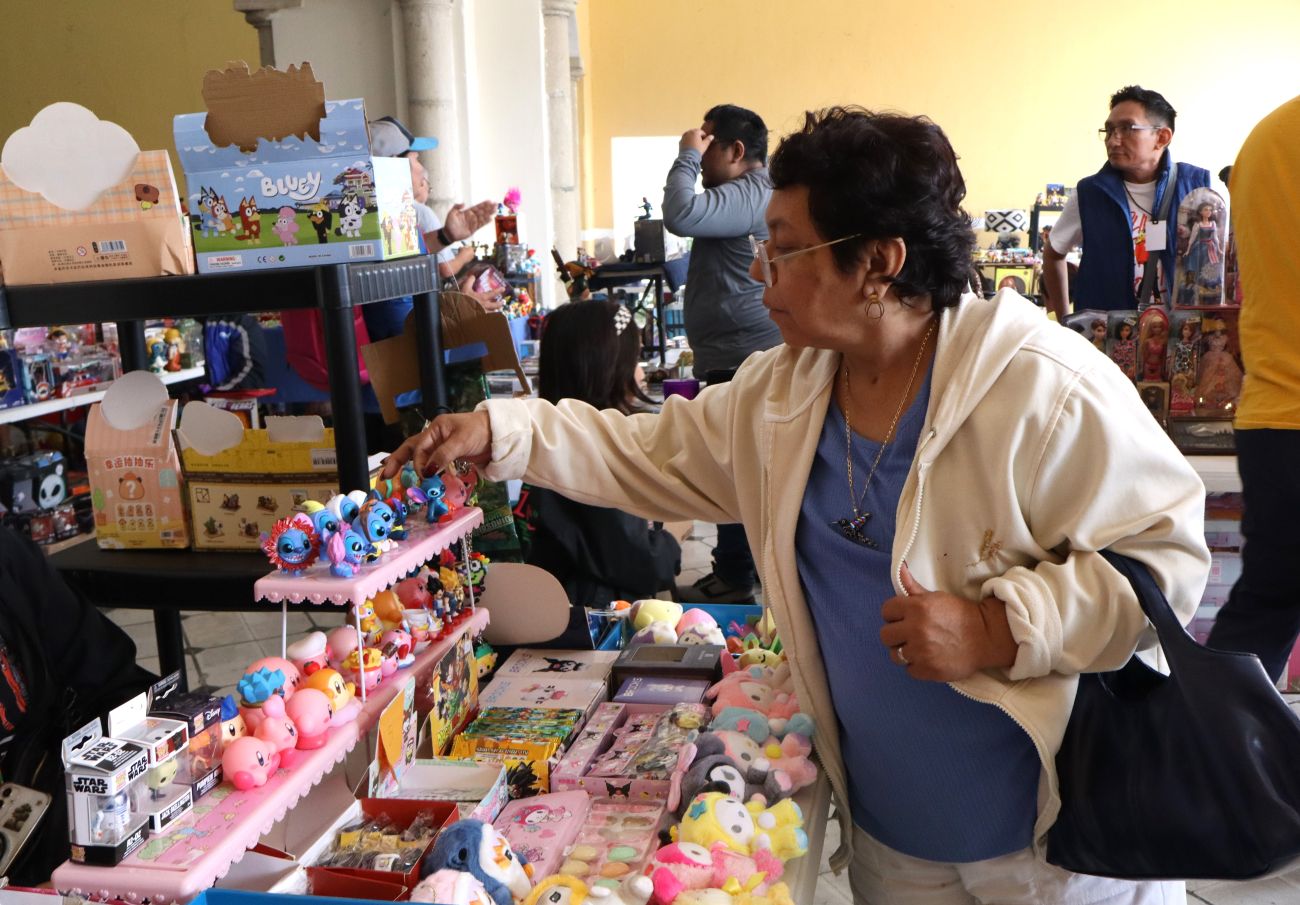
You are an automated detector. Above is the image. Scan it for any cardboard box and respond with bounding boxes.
[308,798,457,894]
[496,648,619,683]
[0,103,195,286]
[611,643,722,688]
[362,293,531,425]
[149,672,224,801]
[176,405,338,551]
[384,758,509,823]
[106,691,192,833]
[86,372,190,549]
[551,702,625,792]
[173,62,420,274]
[612,676,709,716]
[478,675,607,718]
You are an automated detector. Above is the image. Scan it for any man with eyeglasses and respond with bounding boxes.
[663,103,781,604]
[1042,86,1210,321]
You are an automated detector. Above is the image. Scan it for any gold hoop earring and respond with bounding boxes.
[865,290,885,320]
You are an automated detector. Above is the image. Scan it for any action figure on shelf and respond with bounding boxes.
[638,197,654,220]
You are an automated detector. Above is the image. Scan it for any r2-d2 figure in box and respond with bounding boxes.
[61,719,151,866]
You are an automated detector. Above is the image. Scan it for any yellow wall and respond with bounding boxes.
[581,0,1300,230]
[0,0,258,162]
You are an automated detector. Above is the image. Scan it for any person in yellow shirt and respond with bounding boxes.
[1205,94,1300,680]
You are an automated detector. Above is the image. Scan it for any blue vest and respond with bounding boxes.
[1074,152,1210,310]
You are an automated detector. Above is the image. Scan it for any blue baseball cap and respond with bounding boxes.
[369,116,439,156]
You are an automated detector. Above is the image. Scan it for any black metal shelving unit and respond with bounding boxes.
[0,256,450,687]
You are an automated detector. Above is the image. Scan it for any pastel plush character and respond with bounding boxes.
[678,622,726,646]
[629,599,683,632]
[673,793,807,863]
[630,621,678,646]
[222,735,280,790]
[254,695,301,769]
[286,631,329,676]
[668,745,792,819]
[757,735,817,792]
[411,868,495,905]
[528,875,651,905]
[674,608,718,637]
[692,731,814,796]
[422,819,534,905]
[706,843,785,897]
[284,687,333,749]
[673,884,794,905]
[646,842,715,905]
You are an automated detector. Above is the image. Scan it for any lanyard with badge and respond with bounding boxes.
[1132,162,1179,307]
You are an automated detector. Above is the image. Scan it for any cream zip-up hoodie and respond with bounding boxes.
[480,290,1210,872]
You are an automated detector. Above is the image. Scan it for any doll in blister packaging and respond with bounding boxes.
[1107,315,1137,381]
[1175,188,1227,306]
[1138,308,1169,383]
[1195,316,1244,414]
[1169,314,1200,415]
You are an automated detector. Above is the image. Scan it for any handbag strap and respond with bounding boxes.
[1099,549,1192,651]
[1135,162,1178,307]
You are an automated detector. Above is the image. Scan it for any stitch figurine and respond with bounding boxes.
[272,206,300,245]
[260,513,319,574]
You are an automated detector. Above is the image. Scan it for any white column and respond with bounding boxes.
[232,0,302,68]
[542,0,579,260]
[398,0,462,214]
[570,52,584,234]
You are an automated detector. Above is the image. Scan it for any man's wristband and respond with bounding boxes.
[436,226,453,248]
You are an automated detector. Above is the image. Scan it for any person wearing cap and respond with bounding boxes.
[365,116,497,338]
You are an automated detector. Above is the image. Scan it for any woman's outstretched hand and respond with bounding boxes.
[378,411,493,480]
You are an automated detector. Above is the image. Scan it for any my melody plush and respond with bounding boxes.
[422,819,534,905]
[646,841,785,905]
[704,668,815,742]
[671,792,808,863]
[522,873,654,905]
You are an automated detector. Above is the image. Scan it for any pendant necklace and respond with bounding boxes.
[832,318,937,548]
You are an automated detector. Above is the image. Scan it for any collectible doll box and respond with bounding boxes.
[176,404,338,551]
[85,372,190,550]
[60,719,151,866]
[173,61,420,274]
[0,102,195,287]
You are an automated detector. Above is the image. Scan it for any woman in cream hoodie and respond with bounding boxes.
[383,109,1208,905]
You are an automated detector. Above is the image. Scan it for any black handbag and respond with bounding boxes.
[1046,550,1300,880]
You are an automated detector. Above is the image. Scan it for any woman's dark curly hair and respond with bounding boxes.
[768,107,975,310]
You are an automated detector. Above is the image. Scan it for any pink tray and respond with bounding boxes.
[254,508,484,605]
[52,608,489,903]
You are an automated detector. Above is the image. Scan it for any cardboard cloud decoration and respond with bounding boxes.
[0,102,141,211]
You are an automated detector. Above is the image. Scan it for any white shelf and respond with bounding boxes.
[1188,454,1241,494]
[0,367,204,425]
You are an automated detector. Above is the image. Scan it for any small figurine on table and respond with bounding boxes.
[638,197,653,220]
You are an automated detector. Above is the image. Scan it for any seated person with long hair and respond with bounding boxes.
[515,299,681,606]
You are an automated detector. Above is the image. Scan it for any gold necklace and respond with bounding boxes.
[832,318,937,548]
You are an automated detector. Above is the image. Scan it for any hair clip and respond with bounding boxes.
[613,305,633,335]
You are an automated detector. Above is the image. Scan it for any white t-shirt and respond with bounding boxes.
[1048,180,1159,294]
[416,203,457,264]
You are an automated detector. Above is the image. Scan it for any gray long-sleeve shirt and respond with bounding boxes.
[662,149,783,377]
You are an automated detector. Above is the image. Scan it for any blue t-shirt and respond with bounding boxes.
[795,362,1039,862]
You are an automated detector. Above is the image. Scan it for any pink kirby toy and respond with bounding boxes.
[394,574,433,609]
[326,625,362,671]
[286,631,330,677]
[341,648,386,692]
[247,656,302,697]
[284,688,333,749]
[302,668,361,726]
[255,696,302,769]
[222,736,280,791]
[381,629,415,668]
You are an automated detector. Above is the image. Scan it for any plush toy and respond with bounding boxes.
[646,842,783,905]
[422,819,534,905]
[672,883,794,905]
[667,743,793,819]
[705,667,814,742]
[675,609,726,646]
[692,731,816,796]
[524,874,653,905]
[411,868,494,904]
[629,599,684,631]
[673,793,807,863]
[630,621,679,646]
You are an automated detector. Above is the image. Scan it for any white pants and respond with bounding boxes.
[848,825,1187,905]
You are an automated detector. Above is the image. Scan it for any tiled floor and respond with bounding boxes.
[103,521,1300,904]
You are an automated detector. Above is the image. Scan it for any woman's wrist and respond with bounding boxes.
[436,226,453,248]
[977,594,1020,670]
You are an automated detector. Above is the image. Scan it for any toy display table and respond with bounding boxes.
[52,608,489,903]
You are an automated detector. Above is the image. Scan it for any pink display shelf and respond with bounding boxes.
[253,507,484,606]
[52,608,489,904]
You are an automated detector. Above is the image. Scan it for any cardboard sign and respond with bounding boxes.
[173,62,419,273]
[0,103,195,286]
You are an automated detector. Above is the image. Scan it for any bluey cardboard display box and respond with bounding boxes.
[0,102,195,286]
[86,371,190,550]
[173,61,420,273]
[175,403,338,551]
